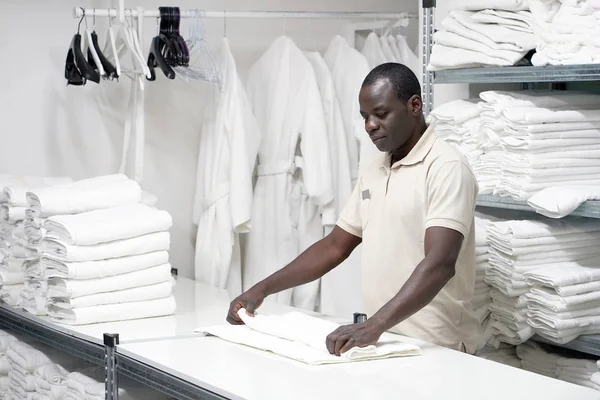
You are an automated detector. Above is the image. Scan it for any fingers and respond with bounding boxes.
[334,336,350,356]
[245,301,258,316]
[226,301,244,325]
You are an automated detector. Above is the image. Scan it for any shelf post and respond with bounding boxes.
[104,333,120,400]
[422,0,435,116]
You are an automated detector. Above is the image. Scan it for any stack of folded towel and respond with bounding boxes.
[532,0,600,66]
[523,254,600,344]
[478,90,600,200]
[41,202,176,325]
[487,218,600,345]
[517,341,600,390]
[0,330,19,398]
[428,0,538,71]
[591,361,600,391]
[475,343,522,368]
[33,363,70,400]
[474,215,496,343]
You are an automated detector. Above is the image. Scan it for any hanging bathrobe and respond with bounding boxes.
[361,32,388,69]
[379,35,398,62]
[324,36,378,180]
[304,51,353,221]
[243,36,333,310]
[387,36,403,63]
[322,36,373,318]
[396,35,421,83]
[193,38,261,297]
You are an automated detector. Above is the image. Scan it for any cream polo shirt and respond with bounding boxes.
[337,125,484,354]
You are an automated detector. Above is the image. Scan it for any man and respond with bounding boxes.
[227,62,483,355]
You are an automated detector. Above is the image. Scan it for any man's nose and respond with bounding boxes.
[365,116,379,133]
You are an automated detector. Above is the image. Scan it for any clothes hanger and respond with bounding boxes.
[87,9,118,80]
[65,9,100,85]
[127,10,152,79]
[82,11,105,77]
[114,10,151,80]
[102,13,121,79]
[146,7,176,80]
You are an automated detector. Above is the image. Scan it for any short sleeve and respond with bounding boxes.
[425,161,478,238]
[336,181,363,238]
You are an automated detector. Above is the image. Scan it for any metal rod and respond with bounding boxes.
[421,4,435,117]
[104,333,120,400]
[73,8,417,20]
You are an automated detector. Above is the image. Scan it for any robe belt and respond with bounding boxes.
[201,184,230,211]
[256,156,305,176]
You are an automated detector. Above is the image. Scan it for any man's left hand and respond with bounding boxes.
[325,321,384,356]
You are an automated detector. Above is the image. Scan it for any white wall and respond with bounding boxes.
[0,0,419,279]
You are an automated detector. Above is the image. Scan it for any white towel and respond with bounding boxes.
[451,0,531,11]
[427,98,481,124]
[47,295,176,325]
[6,342,51,372]
[8,369,36,392]
[523,263,600,287]
[0,284,23,306]
[25,175,139,217]
[428,43,517,70]
[195,309,421,365]
[432,30,528,64]
[41,231,170,262]
[43,204,172,246]
[33,364,69,400]
[46,263,172,298]
[48,280,174,309]
[0,206,26,223]
[0,267,25,285]
[503,106,600,124]
[42,251,169,280]
[527,185,600,218]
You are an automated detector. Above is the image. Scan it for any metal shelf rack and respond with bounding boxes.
[421,1,600,358]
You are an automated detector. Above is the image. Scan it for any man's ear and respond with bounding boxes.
[408,95,423,116]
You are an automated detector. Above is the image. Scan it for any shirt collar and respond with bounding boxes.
[380,125,437,170]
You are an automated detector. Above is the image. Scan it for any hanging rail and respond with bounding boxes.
[73,8,418,20]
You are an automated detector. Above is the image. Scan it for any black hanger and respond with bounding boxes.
[87,10,118,80]
[146,7,176,81]
[65,9,100,85]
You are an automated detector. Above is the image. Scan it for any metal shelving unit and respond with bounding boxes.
[477,195,600,219]
[434,64,600,84]
[422,1,600,358]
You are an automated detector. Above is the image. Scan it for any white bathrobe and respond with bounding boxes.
[243,36,334,310]
[193,38,261,297]
[361,32,388,69]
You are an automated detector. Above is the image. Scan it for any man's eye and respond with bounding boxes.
[376,113,388,119]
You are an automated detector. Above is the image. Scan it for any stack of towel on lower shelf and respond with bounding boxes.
[517,341,600,390]
[0,176,71,309]
[532,0,600,66]
[475,343,522,368]
[485,218,600,346]
[428,1,538,70]
[474,214,496,342]
[0,330,19,397]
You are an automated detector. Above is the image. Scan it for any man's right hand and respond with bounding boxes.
[226,286,267,325]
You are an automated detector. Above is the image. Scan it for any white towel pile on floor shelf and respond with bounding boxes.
[41,202,176,325]
[532,0,600,66]
[486,218,600,346]
[195,309,421,365]
[0,329,19,398]
[478,90,600,200]
[517,341,600,390]
[0,176,71,309]
[428,1,539,71]
[474,214,497,343]
[475,343,522,368]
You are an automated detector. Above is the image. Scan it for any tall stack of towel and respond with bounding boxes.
[517,341,600,390]
[0,176,71,309]
[0,330,19,398]
[474,214,496,343]
[428,1,538,71]
[15,175,178,325]
[532,0,600,66]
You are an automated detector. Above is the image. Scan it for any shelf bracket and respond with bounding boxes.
[104,333,120,400]
[421,0,435,116]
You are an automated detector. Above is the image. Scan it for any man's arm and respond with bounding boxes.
[325,226,463,355]
[227,226,361,324]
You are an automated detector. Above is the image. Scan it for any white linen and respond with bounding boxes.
[25,174,139,217]
[451,0,531,11]
[42,251,168,280]
[527,186,600,218]
[0,284,24,306]
[48,280,173,309]
[47,295,176,325]
[41,231,170,262]
[46,263,172,298]
[43,204,172,246]
[194,309,421,365]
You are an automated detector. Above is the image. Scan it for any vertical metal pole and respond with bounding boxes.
[104,333,120,400]
[422,0,436,117]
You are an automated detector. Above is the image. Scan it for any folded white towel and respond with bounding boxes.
[25,175,139,217]
[195,309,421,365]
[0,267,25,285]
[451,0,531,11]
[43,204,172,246]
[432,30,528,64]
[47,263,172,298]
[427,99,481,124]
[0,284,23,306]
[7,342,51,372]
[8,369,36,392]
[41,231,170,262]
[428,43,517,70]
[0,206,26,223]
[503,106,600,124]
[527,185,600,218]
[48,280,174,309]
[42,251,169,280]
[47,295,176,325]
[523,263,600,288]
[33,364,69,400]
[0,355,8,374]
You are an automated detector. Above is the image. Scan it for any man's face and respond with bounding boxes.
[359,79,416,153]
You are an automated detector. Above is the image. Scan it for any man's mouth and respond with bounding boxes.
[371,136,385,144]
